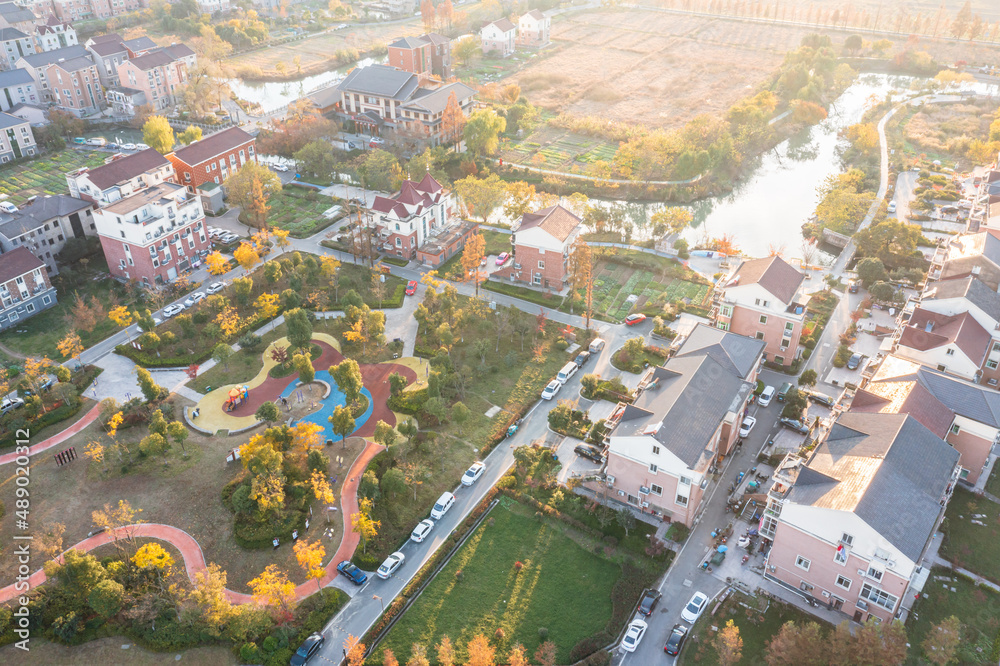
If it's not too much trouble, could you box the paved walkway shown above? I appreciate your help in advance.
[0,403,101,466]
[931,554,1000,593]
[0,438,384,605]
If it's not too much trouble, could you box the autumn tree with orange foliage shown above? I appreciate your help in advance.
[293,538,326,592]
[441,91,467,148]
[459,231,486,296]
[466,634,495,666]
[344,635,366,666]
[248,564,297,616]
[205,251,229,275]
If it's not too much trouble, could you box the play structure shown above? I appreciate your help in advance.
[225,385,249,412]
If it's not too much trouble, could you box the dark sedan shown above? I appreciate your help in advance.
[638,589,661,616]
[846,353,863,370]
[574,444,604,463]
[574,350,591,367]
[779,417,810,434]
[290,632,325,665]
[664,624,688,656]
[336,560,368,585]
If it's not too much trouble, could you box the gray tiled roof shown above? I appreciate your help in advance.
[123,36,158,52]
[0,27,26,41]
[0,111,25,130]
[918,368,1000,428]
[924,276,1000,323]
[338,64,419,100]
[18,44,88,68]
[0,195,90,238]
[788,412,958,562]
[52,55,95,73]
[0,2,37,24]
[403,81,476,115]
[673,323,766,380]
[613,353,752,468]
[0,68,33,88]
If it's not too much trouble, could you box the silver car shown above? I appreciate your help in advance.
[162,303,185,318]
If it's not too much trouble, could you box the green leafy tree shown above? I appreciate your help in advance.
[44,549,105,605]
[388,372,408,396]
[255,401,280,424]
[142,115,174,153]
[463,108,506,157]
[329,404,356,444]
[136,367,164,403]
[263,260,283,285]
[294,140,337,181]
[380,467,406,500]
[451,401,470,435]
[285,308,314,352]
[167,421,188,452]
[211,343,233,370]
[854,219,923,268]
[856,257,888,288]
[615,507,635,537]
[798,369,817,387]
[357,149,402,192]
[454,173,506,224]
[177,125,203,145]
[293,353,315,385]
[373,420,397,449]
[88,579,125,619]
[331,359,363,406]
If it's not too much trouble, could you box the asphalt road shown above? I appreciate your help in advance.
[892,171,918,223]
[615,368,789,664]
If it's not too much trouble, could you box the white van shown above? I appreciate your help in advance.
[589,338,606,354]
[556,361,578,385]
[86,137,107,147]
[430,491,455,520]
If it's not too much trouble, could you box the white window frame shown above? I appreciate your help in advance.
[836,575,851,590]
[795,555,811,571]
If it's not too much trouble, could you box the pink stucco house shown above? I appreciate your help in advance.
[761,412,960,624]
[480,18,516,56]
[712,255,807,368]
[592,324,765,526]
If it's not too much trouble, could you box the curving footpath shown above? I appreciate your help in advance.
[0,439,384,605]
[0,404,101,466]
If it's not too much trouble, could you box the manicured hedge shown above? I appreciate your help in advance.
[481,279,564,309]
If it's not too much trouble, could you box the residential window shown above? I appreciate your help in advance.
[762,300,769,307]
[990,360,999,370]
[650,484,662,496]
[720,305,733,317]
[649,463,657,473]
[756,332,765,340]
[993,341,1000,353]
[781,337,792,348]
[946,348,955,356]
[785,321,794,332]
[866,565,884,582]
[774,355,784,365]
[716,322,729,331]
[25,303,33,313]
[675,494,688,506]
[680,476,691,486]
[860,583,898,611]
[42,295,50,304]
[841,533,854,546]
[755,298,760,305]
[795,555,811,571]
[836,575,851,590]
[951,423,960,434]
[759,315,768,324]
[538,260,544,269]
[835,546,848,564]
[652,445,660,455]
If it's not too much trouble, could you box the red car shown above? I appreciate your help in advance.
[624,314,647,326]
[405,280,418,296]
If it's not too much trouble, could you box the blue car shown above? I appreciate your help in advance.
[337,560,368,585]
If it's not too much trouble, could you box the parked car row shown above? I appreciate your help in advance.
[208,227,239,244]
[621,588,705,655]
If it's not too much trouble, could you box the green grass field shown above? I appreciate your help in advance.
[501,126,619,173]
[372,502,619,665]
[940,488,1000,584]
[0,149,107,205]
[586,263,709,320]
[265,187,343,238]
[905,566,1000,665]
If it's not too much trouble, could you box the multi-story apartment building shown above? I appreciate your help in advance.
[0,2,41,35]
[712,255,808,368]
[116,49,187,111]
[45,53,103,116]
[0,27,35,70]
[93,181,210,285]
[0,68,36,111]
[0,194,94,275]
[85,32,127,87]
[368,173,453,261]
[196,0,231,12]
[34,16,76,51]
[499,205,582,291]
[51,0,142,22]
[166,126,256,193]
[892,307,991,384]
[19,0,56,21]
[0,246,57,331]
[518,10,550,46]
[595,324,765,526]
[335,64,475,144]
[15,43,89,102]
[66,149,175,206]
[388,33,451,80]
[0,111,34,162]
[761,412,960,624]
[480,18,516,56]
[854,354,1000,485]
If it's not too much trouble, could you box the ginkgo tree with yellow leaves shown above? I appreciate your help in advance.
[351,497,380,554]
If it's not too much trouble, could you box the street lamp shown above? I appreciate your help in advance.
[372,594,384,613]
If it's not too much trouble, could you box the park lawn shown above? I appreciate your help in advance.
[905,566,1000,664]
[940,487,1000,584]
[372,501,620,666]
[0,257,127,359]
[186,321,292,394]
[0,393,367,592]
[0,635,239,665]
[687,591,830,664]
[266,187,344,238]
[986,463,1000,498]
[0,149,107,205]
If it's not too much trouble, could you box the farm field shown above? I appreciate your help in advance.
[502,125,619,172]
[0,149,106,206]
[585,262,711,320]
[510,7,1000,131]
[266,186,344,238]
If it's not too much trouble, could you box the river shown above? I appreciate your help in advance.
[226,56,385,115]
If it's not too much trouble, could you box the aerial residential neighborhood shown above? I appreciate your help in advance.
[0,1,998,665]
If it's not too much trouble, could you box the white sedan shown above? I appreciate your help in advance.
[621,618,647,653]
[462,461,485,486]
[410,519,434,543]
[162,303,185,318]
[206,281,226,295]
[681,591,709,623]
[541,379,561,400]
[183,291,206,307]
[122,142,136,150]
[376,551,405,579]
[272,164,289,172]
[739,416,756,438]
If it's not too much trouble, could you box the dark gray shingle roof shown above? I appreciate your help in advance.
[0,68,33,88]
[674,323,766,380]
[0,111,25,130]
[924,276,1000,323]
[0,195,90,238]
[338,64,419,100]
[18,44,89,68]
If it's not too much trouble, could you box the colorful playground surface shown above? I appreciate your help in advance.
[191,333,424,439]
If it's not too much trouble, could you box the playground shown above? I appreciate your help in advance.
[191,333,426,440]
